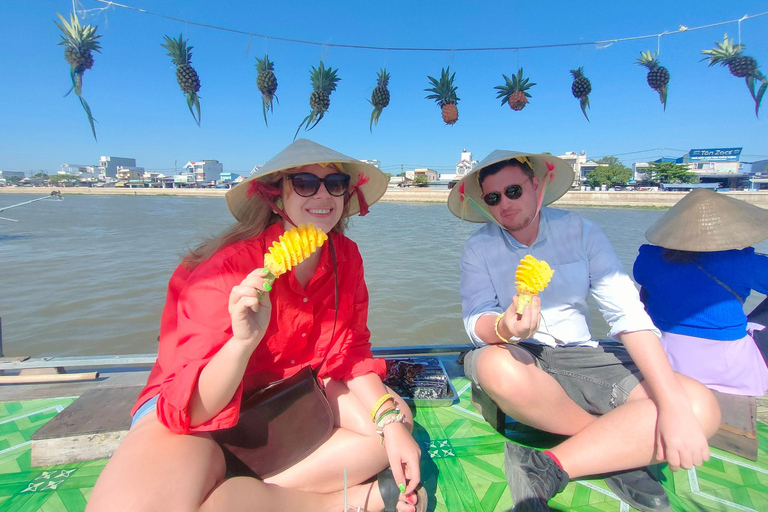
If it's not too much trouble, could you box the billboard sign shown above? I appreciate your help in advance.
[689,148,742,162]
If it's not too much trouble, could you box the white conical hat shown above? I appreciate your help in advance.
[447,150,574,223]
[226,139,388,221]
[645,189,768,251]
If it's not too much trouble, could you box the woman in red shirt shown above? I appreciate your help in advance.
[87,139,426,512]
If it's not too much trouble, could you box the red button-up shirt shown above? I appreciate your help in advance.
[132,223,385,434]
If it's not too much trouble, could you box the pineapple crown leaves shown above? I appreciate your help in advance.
[256,54,279,126]
[700,33,745,67]
[55,13,102,56]
[369,68,391,133]
[425,67,460,106]
[636,50,660,69]
[494,68,536,105]
[569,67,591,122]
[161,34,193,66]
[294,61,341,140]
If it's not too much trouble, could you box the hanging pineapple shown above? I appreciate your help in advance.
[570,67,592,121]
[295,61,341,139]
[425,67,460,125]
[494,68,536,111]
[369,68,391,132]
[162,34,202,126]
[256,55,278,126]
[636,51,669,110]
[55,12,102,141]
[701,34,767,117]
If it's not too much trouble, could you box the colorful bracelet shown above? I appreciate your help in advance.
[376,408,401,426]
[494,313,521,344]
[370,393,395,421]
[376,413,407,445]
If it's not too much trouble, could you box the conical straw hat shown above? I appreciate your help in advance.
[645,189,768,251]
[447,150,574,223]
[226,139,388,221]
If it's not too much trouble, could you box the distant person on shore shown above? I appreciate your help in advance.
[447,151,720,512]
[634,189,768,397]
[87,139,426,512]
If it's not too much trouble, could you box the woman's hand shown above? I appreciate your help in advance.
[228,268,274,351]
[382,421,422,495]
[499,296,541,340]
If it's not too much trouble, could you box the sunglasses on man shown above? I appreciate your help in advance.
[287,173,351,197]
[483,184,524,206]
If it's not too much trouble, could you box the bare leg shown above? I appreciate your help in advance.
[266,382,413,492]
[550,374,721,478]
[476,344,596,435]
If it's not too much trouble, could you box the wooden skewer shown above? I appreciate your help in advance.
[0,372,99,385]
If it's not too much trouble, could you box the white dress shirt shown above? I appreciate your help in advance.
[460,207,658,348]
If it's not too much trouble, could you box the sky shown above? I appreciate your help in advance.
[1,0,767,177]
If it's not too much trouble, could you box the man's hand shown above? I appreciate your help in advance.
[497,295,541,341]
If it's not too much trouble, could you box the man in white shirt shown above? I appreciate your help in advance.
[447,150,721,512]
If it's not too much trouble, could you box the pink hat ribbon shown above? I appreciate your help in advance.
[246,179,296,227]
[348,172,371,216]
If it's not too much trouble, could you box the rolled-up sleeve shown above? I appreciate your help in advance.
[460,240,503,347]
[585,222,659,339]
[155,264,244,434]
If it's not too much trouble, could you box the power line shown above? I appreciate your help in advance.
[89,1,768,53]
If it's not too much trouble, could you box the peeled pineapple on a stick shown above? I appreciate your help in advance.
[263,223,328,278]
[514,255,554,314]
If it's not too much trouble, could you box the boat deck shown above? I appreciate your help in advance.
[1,354,768,511]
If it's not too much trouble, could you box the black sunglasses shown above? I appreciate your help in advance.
[483,184,524,206]
[287,173,350,197]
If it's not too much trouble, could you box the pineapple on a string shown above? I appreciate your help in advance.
[636,51,669,110]
[55,12,102,141]
[494,68,536,112]
[701,34,767,117]
[161,34,202,126]
[570,67,592,121]
[295,61,341,139]
[425,67,460,125]
[256,55,278,126]
[369,68,391,132]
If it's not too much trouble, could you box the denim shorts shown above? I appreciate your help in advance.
[463,341,643,415]
[130,395,158,429]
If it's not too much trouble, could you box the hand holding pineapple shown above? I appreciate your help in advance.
[514,255,554,315]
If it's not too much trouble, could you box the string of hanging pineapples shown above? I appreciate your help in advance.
[425,67,460,125]
[256,55,279,126]
[295,61,341,139]
[162,34,202,126]
[56,12,102,141]
[701,34,767,117]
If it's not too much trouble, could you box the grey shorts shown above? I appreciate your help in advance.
[463,342,643,415]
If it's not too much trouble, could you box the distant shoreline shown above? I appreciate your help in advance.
[2,186,768,209]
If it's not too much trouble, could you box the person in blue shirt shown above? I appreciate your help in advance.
[634,188,768,397]
[447,151,721,512]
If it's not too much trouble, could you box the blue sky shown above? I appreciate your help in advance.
[2,0,767,176]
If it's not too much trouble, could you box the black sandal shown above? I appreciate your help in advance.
[377,467,428,512]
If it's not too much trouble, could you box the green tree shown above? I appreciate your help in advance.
[7,176,21,185]
[33,172,50,179]
[596,156,622,167]
[584,159,632,188]
[413,175,429,187]
[49,174,79,186]
[384,172,393,182]
[646,161,697,185]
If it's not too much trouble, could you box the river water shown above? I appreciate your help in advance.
[0,194,765,357]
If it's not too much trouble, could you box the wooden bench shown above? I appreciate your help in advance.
[470,383,760,461]
[30,386,141,466]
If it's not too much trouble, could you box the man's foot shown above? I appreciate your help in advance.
[504,442,569,512]
[605,467,671,512]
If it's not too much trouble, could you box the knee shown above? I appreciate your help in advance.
[686,380,722,438]
[476,352,531,402]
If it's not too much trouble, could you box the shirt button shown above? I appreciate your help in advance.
[301,333,307,338]
[290,360,295,364]
[303,298,308,303]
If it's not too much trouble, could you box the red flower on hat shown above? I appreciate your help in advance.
[458,181,465,201]
[545,161,555,172]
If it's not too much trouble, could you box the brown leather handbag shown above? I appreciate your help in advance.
[211,237,339,479]
[211,365,333,479]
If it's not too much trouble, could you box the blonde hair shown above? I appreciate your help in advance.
[184,169,351,269]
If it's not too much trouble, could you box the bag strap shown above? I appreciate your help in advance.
[310,235,339,373]
[695,262,744,305]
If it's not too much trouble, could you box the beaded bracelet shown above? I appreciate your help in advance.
[494,313,521,344]
[370,393,395,421]
[376,413,406,445]
[376,408,401,426]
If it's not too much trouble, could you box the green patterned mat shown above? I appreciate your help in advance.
[2,381,768,511]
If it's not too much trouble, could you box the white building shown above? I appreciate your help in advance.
[100,156,136,179]
[405,168,439,181]
[441,149,477,181]
[557,151,587,188]
[361,159,381,169]
[184,160,224,185]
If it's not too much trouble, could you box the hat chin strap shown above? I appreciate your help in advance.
[535,164,556,217]
[247,180,297,227]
